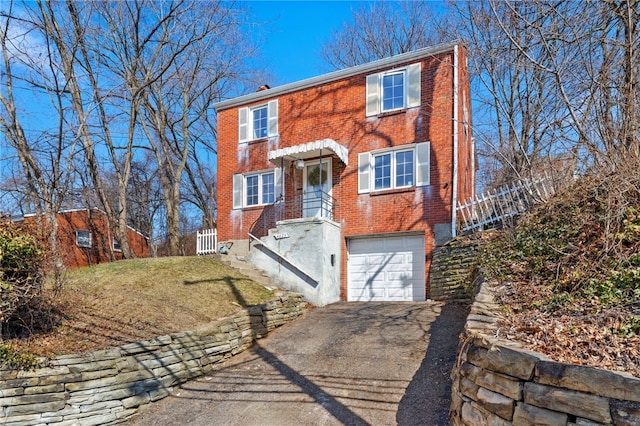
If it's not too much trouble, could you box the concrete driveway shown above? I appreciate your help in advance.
[129,301,468,426]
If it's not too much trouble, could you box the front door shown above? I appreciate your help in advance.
[303,159,332,218]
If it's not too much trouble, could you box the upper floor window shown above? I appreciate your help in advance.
[252,105,268,139]
[358,142,430,194]
[239,100,278,143]
[366,63,421,116]
[76,230,92,248]
[382,71,405,111]
[232,168,282,209]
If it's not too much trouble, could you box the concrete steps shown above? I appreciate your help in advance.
[213,241,276,290]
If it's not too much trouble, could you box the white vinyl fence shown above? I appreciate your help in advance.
[456,174,556,234]
[196,229,217,255]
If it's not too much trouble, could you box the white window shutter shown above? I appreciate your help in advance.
[358,152,371,194]
[416,142,430,186]
[365,74,380,117]
[406,63,421,108]
[238,107,248,143]
[274,167,283,201]
[232,174,244,209]
[268,100,278,137]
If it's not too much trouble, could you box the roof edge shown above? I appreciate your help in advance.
[214,40,462,111]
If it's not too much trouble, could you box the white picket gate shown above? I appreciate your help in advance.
[196,229,217,255]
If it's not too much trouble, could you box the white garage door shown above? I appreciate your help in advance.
[348,234,425,302]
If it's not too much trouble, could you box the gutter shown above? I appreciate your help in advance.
[452,45,459,239]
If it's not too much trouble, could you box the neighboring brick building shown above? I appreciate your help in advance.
[214,42,474,304]
[14,208,149,269]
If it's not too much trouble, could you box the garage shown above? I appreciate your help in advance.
[347,234,426,302]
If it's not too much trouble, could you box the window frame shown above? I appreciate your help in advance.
[366,62,421,117]
[380,70,406,113]
[372,148,414,191]
[251,104,268,140]
[238,99,278,143]
[358,142,430,194]
[75,230,92,248]
[232,167,283,210]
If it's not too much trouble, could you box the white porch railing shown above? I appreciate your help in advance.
[196,228,217,255]
[456,174,556,234]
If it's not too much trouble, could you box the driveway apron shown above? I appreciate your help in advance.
[130,301,468,426]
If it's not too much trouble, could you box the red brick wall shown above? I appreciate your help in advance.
[22,209,149,269]
[217,45,474,299]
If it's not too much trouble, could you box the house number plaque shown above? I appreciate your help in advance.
[273,233,289,240]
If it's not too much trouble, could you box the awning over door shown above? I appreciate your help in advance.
[268,138,349,166]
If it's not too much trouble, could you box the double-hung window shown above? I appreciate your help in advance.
[252,105,268,139]
[232,168,282,209]
[373,149,414,190]
[366,63,421,116]
[245,172,275,206]
[358,142,430,194]
[238,100,278,143]
[382,71,405,112]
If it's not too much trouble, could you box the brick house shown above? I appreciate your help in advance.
[214,42,475,305]
[14,208,149,269]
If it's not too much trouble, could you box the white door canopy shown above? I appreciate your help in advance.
[268,138,349,166]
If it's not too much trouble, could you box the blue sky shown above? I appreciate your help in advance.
[244,1,365,86]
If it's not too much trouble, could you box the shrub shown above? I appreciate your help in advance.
[0,220,44,338]
[0,342,39,370]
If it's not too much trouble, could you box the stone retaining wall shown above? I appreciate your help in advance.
[430,234,485,302]
[0,292,306,425]
[451,281,640,425]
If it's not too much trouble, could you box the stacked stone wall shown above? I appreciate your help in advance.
[0,292,306,425]
[451,282,640,425]
[429,234,485,301]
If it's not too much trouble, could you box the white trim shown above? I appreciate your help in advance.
[380,68,407,113]
[214,41,462,111]
[358,143,430,193]
[234,168,281,209]
[244,170,277,207]
[415,141,431,186]
[371,148,414,190]
[366,63,421,117]
[358,152,371,194]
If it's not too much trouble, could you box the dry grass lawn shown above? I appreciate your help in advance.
[9,256,275,357]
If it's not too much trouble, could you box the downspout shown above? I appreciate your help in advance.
[451,45,459,239]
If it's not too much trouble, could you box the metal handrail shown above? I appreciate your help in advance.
[248,191,339,239]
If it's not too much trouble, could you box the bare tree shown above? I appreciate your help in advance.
[135,1,250,255]
[446,1,563,187]
[465,0,640,173]
[321,1,445,69]
[2,0,260,259]
[0,0,79,275]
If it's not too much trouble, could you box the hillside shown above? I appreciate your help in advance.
[480,169,640,377]
[4,256,275,358]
